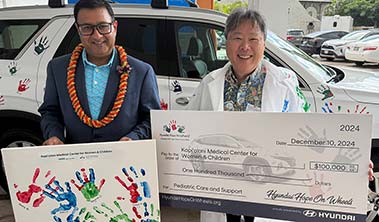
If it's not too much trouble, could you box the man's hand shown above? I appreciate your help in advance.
[42,136,64,146]
[120,136,132,141]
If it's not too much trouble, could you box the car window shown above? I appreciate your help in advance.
[337,32,347,38]
[365,32,379,39]
[341,31,368,40]
[0,20,47,59]
[321,32,339,39]
[287,30,303,36]
[174,21,228,79]
[267,31,333,82]
[55,18,166,75]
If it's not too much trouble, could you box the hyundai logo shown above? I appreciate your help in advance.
[303,210,317,218]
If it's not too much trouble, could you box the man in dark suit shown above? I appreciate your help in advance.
[38,0,160,145]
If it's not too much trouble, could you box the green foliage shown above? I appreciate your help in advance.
[214,0,248,14]
[324,0,379,27]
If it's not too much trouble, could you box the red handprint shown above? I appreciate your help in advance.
[18,78,31,93]
[14,168,55,207]
[160,99,168,110]
[0,95,4,105]
[303,172,332,197]
[169,120,177,131]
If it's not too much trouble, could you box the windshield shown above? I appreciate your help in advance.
[361,35,379,42]
[288,30,303,36]
[267,31,333,82]
[306,31,326,38]
[341,31,369,40]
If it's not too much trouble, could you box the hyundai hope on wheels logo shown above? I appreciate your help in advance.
[163,120,185,133]
[160,120,190,141]
[303,210,317,218]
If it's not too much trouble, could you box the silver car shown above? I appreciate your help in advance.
[320,29,379,61]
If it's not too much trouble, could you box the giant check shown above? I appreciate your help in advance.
[151,110,372,222]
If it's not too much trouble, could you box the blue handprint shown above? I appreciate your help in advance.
[140,201,160,222]
[115,166,151,204]
[43,180,79,222]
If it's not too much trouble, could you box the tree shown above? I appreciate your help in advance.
[214,0,248,14]
[324,0,379,27]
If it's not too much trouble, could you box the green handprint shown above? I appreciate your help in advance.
[34,36,50,55]
[81,201,133,222]
[79,207,96,222]
[296,86,311,112]
[316,85,334,101]
[71,168,105,202]
[8,61,18,76]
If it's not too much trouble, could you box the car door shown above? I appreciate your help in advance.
[166,20,228,110]
[0,19,49,113]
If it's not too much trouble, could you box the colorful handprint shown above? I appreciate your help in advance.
[43,180,79,222]
[141,201,160,222]
[14,168,55,208]
[316,85,334,101]
[115,166,151,204]
[34,36,50,55]
[8,61,18,76]
[71,168,105,202]
[18,78,31,93]
[81,201,134,222]
[303,172,332,197]
[160,99,168,110]
[295,86,311,112]
[169,120,177,131]
[163,120,185,133]
[171,80,182,93]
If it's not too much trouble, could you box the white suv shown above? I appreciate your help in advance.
[1,3,379,192]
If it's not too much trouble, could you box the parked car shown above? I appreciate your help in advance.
[345,35,379,66]
[286,29,304,47]
[320,29,379,61]
[1,2,379,194]
[300,30,348,55]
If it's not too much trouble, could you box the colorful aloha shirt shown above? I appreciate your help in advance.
[224,63,267,112]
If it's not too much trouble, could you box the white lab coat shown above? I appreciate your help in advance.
[187,60,306,222]
[187,60,306,113]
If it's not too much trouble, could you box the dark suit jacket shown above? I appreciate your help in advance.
[38,51,161,144]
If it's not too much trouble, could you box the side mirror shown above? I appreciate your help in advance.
[151,0,168,9]
[48,0,65,8]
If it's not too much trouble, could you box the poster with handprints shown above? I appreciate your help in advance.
[1,140,160,222]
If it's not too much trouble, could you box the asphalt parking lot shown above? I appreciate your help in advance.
[0,197,13,222]
[314,55,379,73]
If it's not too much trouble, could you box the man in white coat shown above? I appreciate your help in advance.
[187,7,374,222]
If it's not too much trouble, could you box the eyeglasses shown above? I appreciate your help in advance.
[77,22,113,36]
